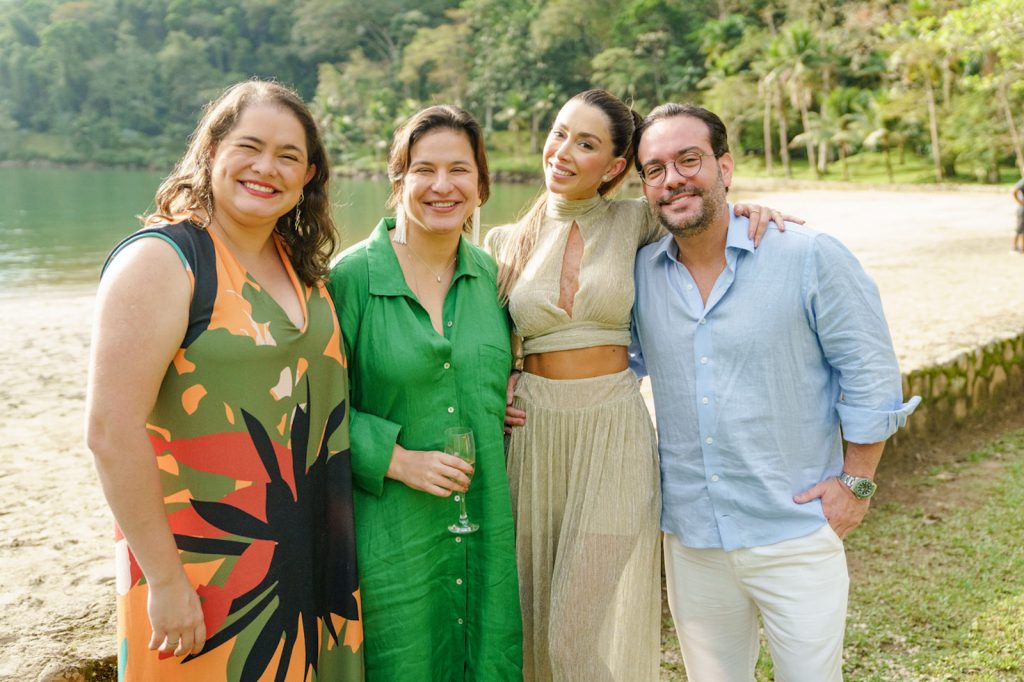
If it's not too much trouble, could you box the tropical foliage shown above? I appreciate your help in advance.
[0,0,1021,182]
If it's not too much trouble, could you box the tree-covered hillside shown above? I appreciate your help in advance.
[1,0,1021,182]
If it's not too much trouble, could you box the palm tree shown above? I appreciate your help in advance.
[851,93,906,185]
[854,110,895,184]
[830,116,860,182]
[776,23,823,178]
[790,110,835,178]
[757,72,775,176]
[769,69,793,178]
[887,19,946,182]
[937,0,1024,177]
[757,40,794,178]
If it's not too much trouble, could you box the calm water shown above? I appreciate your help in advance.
[0,166,545,290]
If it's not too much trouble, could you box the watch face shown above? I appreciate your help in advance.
[852,479,877,498]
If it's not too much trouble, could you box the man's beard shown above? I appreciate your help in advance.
[656,176,727,239]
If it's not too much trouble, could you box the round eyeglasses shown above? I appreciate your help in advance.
[638,151,714,187]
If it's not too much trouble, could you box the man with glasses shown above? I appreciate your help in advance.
[628,103,919,681]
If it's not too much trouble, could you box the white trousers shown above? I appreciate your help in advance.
[664,524,849,682]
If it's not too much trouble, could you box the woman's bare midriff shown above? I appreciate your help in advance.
[523,345,629,380]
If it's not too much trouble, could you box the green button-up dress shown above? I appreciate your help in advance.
[327,218,523,681]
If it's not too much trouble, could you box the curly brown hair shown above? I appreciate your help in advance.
[147,79,336,285]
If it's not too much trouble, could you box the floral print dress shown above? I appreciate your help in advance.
[105,220,364,681]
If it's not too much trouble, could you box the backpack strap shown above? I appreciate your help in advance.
[102,220,217,348]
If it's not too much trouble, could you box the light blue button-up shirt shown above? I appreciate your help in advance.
[630,210,920,550]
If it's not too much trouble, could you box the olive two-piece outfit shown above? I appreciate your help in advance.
[486,195,662,682]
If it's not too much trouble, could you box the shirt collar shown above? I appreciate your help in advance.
[725,205,756,255]
[366,217,482,297]
[648,233,677,263]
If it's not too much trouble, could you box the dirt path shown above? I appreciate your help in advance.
[2,184,1022,680]
[738,185,1024,372]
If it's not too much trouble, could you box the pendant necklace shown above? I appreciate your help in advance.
[403,242,456,283]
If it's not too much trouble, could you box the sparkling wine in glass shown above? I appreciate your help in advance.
[446,426,479,534]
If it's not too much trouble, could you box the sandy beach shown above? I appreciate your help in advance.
[2,185,1022,680]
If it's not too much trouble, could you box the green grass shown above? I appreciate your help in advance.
[736,149,943,185]
[660,431,1024,680]
[479,143,1019,186]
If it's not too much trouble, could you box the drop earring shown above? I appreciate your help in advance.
[199,155,214,229]
[292,191,304,233]
[202,192,214,230]
[394,204,408,244]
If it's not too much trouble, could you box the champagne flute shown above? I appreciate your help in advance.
[446,426,479,534]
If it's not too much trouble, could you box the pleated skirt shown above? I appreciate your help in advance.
[509,369,662,682]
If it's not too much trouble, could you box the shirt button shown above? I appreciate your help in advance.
[456,578,463,585]
[700,357,708,365]
[705,436,714,445]
[447,320,453,327]
[458,618,464,625]
[699,318,707,325]
[443,362,451,369]
[453,495,460,502]
[702,397,710,405]
[455,537,462,544]
[447,406,455,413]
[711,474,720,482]
[686,284,694,291]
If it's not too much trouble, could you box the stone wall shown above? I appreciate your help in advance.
[886,332,1024,457]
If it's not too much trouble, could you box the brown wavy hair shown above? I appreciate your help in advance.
[386,104,491,230]
[495,89,641,302]
[147,79,336,285]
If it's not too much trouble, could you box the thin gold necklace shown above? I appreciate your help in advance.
[402,242,456,283]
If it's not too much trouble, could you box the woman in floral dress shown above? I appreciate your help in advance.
[86,80,364,681]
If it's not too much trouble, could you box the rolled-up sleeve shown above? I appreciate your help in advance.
[804,233,920,443]
[835,397,922,443]
[348,408,401,496]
